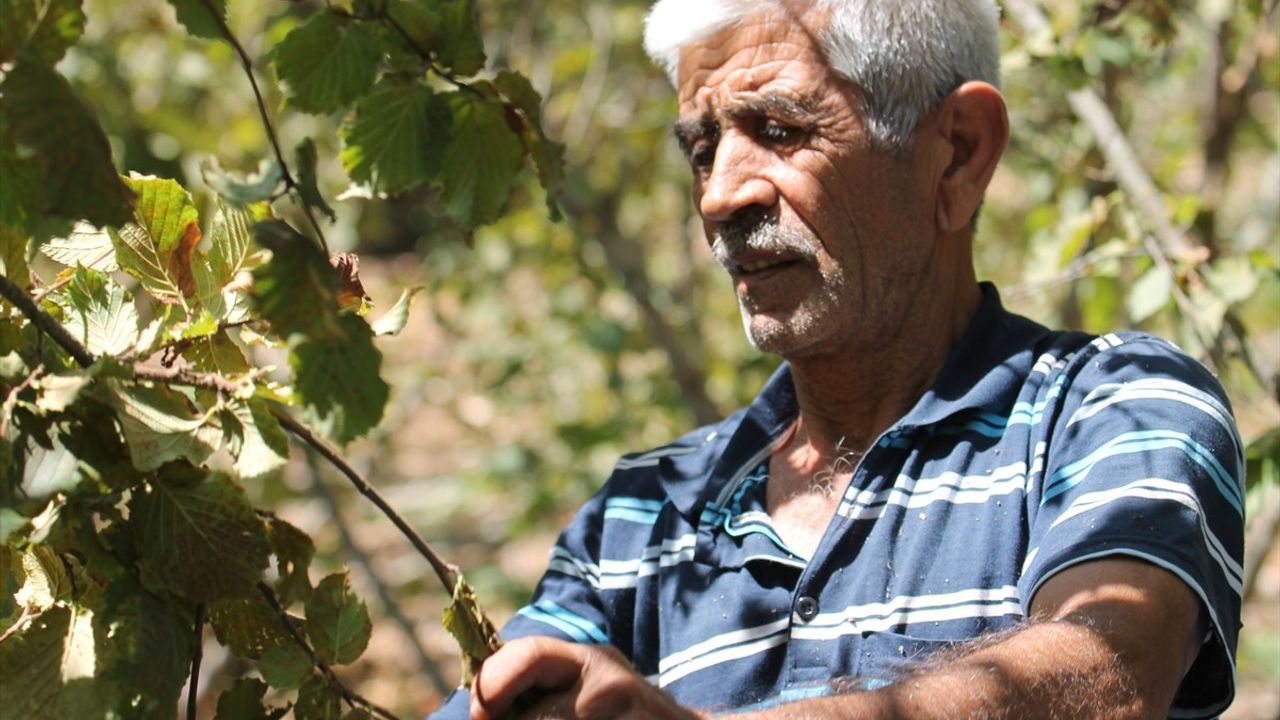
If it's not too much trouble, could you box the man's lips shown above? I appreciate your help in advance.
[723,251,802,276]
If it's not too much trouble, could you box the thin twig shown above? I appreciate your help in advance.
[300,447,452,694]
[193,0,330,253]
[186,603,206,720]
[378,14,486,98]
[272,410,459,594]
[256,582,402,720]
[0,362,43,438]
[0,606,35,644]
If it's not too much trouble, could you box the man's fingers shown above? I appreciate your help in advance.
[470,637,586,720]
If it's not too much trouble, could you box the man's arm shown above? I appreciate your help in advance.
[468,557,1204,720]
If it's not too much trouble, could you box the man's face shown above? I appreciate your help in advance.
[675,9,938,359]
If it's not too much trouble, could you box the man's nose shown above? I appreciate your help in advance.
[698,132,777,222]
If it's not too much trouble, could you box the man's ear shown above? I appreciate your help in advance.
[930,81,1008,234]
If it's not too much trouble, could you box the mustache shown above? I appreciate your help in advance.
[709,212,816,266]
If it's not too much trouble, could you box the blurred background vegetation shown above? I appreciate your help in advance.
[40,0,1279,715]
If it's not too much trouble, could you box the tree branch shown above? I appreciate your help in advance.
[0,273,96,368]
[256,582,402,720]
[300,447,452,695]
[272,410,460,595]
[193,0,330,253]
[186,603,206,720]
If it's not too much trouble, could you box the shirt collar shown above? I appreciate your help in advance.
[662,283,1049,522]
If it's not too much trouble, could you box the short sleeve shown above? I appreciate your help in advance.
[427,491,617,719]
[1019,336,1245,719]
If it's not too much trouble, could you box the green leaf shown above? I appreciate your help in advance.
[266,515,314,606]
[295,138,337,222]
[294,675,343,720]
[209,596,294,660]
[103,380,222,472]
[494,70,565,219]
[0,0,85,66]
[186,333,251,375]
[111,175,202,305]
[224,398,290,481]
[200,157,283,205]
[259,642,313,690]
[1126,264,1172,323]
[39,223,117,271]
[0,605,71,720]
[98,579,195,718]
[193,200,265,323]
[370,286,426,336]
[0,224,30,293]
[273,12,380,115]
[251,221,341,340]
[433,0,485,76]
[1202,256,1260,305]
[166,0,226,40]
[292,313,389,444]
[440,92,524,227]
[61,265,140,357]
[442,571,502,687]
[0,508,27,545]
[0,58,133,228]
[215,677,273,720]
[305,572,371,666]
[340,83,451,194]
[128,472,271,602]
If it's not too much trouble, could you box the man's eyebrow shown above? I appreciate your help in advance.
[727,93,821,123]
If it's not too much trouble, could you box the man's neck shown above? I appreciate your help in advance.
[786,280,982,458]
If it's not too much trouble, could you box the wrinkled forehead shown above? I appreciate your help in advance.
[675,6,837,113]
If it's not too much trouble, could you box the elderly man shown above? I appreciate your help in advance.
[433,1,1244,717]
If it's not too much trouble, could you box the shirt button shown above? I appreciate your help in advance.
[794,595,819,622]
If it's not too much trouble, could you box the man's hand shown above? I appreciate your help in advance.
[469,637,705,720]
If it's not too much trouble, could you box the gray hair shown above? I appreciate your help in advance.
[643,0,1001,152]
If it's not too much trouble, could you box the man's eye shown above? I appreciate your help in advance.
[758,121,801,145]
[690,141,716,170]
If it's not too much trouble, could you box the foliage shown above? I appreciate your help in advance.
[0,0,559,717]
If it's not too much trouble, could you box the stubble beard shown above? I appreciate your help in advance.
[709,214,853,357]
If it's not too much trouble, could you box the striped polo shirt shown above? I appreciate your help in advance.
[432,284,1244,718]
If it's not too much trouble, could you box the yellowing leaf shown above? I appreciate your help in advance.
[442,572,503,687]
[111,175,202,305]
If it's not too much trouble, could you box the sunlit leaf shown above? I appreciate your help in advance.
[111,175,202,305]
[440,92,524,227]
[128,472,271,602]
[34,370,91,413]
[304,572,371,666]
[0,58,133,228]
[224,398,289,481]
[103,380,222,472]
[40,223,117,272]
[273,12,380,115]
[201,157,283,205]
[61,265,139,357]
[340,82,451,194]
[371,286,425,336]
[292,313,388,444]
[442,571,502,687]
